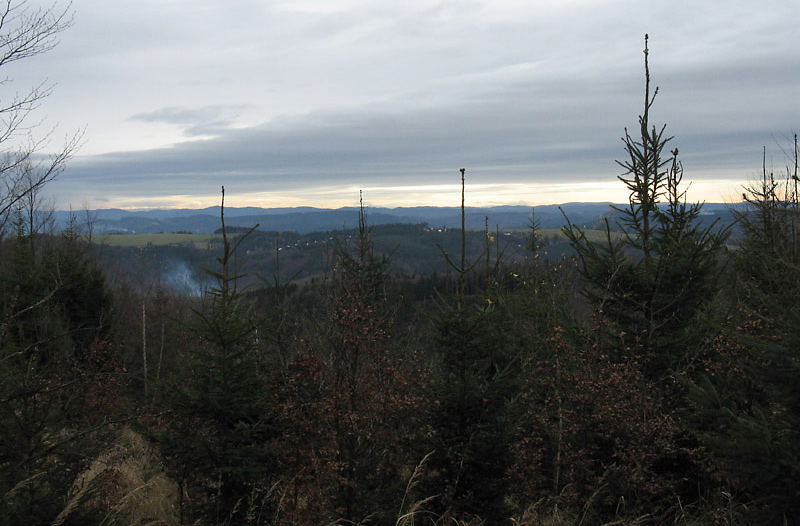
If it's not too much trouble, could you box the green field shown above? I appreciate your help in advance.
[97,233,220,247]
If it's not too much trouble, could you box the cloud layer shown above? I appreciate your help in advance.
[12,0,798,209]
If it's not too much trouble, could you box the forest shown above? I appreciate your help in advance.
[4,132,800,525]
[0,7,799,526]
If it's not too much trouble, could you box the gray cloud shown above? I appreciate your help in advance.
[130,105,238,125]
[57,75,762,206]
[129,105,250,137]
[18,0,800,208]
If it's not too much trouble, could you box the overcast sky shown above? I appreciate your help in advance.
[10,0,800,210]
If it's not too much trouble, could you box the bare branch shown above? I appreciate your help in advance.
[0,1,78,232]
[0,1,74,68]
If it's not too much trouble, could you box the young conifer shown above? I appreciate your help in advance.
[158,187,275,523]
[562,35,728,378]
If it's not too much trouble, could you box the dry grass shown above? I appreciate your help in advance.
[57,426,180,525]
[53,430,751,526]
[395,451,438,526]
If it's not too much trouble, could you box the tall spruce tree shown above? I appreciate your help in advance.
[549,37,731,520]
[562,35,728,381]
[158,188,276,524]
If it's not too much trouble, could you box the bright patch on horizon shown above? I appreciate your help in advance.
[86,179,746,211]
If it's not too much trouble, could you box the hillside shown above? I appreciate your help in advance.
[97,224,583,296]
[91,200,740,295]
[56,201,739,236]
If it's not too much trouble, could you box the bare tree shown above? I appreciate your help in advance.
[0,0,81,234]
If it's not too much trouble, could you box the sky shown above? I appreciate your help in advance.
[8,0,800,210]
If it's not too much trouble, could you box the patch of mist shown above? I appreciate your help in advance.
[160,258,204,297]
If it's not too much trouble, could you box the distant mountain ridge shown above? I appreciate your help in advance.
[53,202,738,235]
